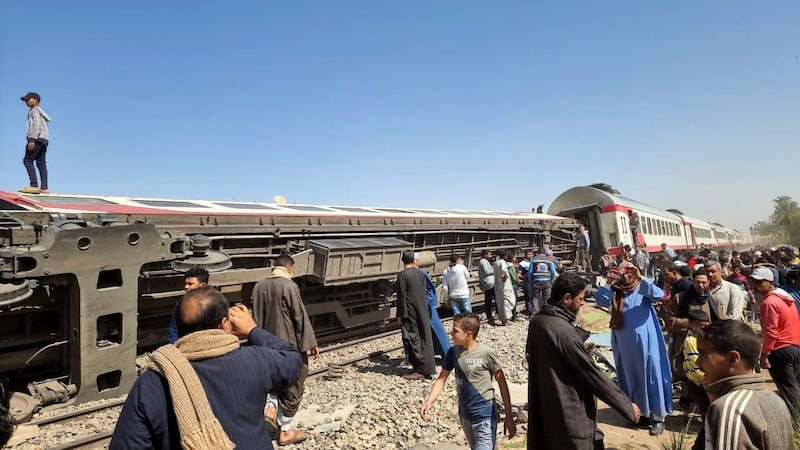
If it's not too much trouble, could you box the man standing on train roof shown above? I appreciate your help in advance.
[414,253,451,358]
[395,250,436,380]
[478,250,497,325]
[19,92,52,194]
[168,268,209,344]
[251,253,319,446]
[528,249,556,315]
[576,225,591,272]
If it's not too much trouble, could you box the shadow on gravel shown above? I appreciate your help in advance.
[353,354,409,376]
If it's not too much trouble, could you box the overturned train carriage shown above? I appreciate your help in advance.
[0,191,578,410]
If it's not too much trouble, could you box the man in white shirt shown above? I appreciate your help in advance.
[706,261,746,321]
[661,243,677,261]
[442,255,472,314]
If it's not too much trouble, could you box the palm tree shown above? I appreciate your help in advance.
[770,196,799,241]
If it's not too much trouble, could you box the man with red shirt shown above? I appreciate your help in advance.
[753,267,800,416]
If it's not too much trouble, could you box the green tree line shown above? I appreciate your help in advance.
[750,196,800,245]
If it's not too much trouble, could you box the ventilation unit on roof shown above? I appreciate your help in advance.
[666,209,685,215]
[588,183,620,195]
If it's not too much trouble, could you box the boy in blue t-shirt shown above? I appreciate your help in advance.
[420,314,516,450]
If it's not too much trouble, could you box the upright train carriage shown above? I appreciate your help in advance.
[548,184,753,265]
[0,190,579,414]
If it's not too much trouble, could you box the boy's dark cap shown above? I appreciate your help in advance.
[21,92,41,101]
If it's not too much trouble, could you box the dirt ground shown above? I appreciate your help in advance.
[496,371,779,450]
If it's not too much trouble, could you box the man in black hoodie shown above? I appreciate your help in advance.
[664,262,693,300]
[526,272,640,450]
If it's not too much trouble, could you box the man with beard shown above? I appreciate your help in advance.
[395,250,436,380]
[527,272,640,449]
[668,267,727,415]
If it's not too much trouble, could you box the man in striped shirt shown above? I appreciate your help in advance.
[20,92,52,194]
[696,320,793,450]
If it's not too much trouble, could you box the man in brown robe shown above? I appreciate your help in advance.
[395,250,436,380]
[252,253,319,446]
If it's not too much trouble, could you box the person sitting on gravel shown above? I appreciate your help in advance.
[110,287,303,450]
[420,314,516,450]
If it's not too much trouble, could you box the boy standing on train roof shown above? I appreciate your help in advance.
[20,92,52,194]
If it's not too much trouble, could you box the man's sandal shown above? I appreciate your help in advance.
[278,430,309,446]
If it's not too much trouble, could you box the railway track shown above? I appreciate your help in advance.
[23,399,124,450]
[16,321,434,450]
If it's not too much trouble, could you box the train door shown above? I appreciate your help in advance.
[682,223,693,250]
[689,225,697,249]
[552,204,604,267]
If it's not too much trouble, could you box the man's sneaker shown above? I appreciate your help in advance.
[39,189,49,194]
[18,187,40,194]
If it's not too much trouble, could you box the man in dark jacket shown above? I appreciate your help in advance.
[252,253,319,446]
[110,287,303,450]
[395,250,436,379]
[526,272,640,450]
[697,320,794,449]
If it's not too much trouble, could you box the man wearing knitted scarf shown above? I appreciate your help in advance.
[110,287,303,450]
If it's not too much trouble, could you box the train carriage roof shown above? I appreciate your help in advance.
[0,191,572,221]
[548,185,683,221]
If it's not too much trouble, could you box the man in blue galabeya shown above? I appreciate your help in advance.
[597,262,672,435]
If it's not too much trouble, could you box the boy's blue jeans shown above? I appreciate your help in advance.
[460,415,497,450]
[450,297,472,315]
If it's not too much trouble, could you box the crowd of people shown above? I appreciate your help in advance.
[2,238,799,450]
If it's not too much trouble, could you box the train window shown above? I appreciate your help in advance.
[620,217,626,234]
[216,202,279,210]
[135,199,206,208]
[647,217,653,234]
[281,205,334,212]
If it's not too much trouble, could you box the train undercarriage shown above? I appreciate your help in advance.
[0,207,578,415]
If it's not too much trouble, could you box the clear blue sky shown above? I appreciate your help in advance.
[1,1,798,231]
